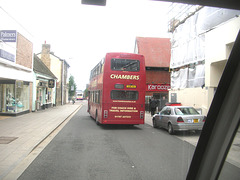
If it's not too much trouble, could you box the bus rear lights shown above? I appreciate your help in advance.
[104,110,108,118]
[140,111,144,119]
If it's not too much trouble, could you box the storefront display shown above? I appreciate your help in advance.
[0,80,30,115]
[36,80,54,110]
[145,83,170,112]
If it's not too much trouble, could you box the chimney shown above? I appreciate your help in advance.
[41,44,51,69]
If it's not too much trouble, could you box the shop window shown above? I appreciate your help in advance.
[0,81,29,114]
[46,88,52,103]
[5,84,15,113]
[15,82,29,112]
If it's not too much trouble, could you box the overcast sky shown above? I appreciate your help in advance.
[1,0,171,90]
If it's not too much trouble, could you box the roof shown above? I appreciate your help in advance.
[135,37,171,68]
[49,52,70,68]
[35,52,70,68]
[33,54,57,79]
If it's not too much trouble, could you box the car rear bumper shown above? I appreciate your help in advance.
[173,123,204,131]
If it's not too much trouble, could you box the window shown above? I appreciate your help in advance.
[0,81,29,113]
[175,107,199,115]
[90,59,104,80]
[111,90,138,100]
[16,82,29,112]
[89,91,100,103]
[111,59,140,71]
[162,108,171,115]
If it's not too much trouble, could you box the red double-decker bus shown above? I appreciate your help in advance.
[88,52,146,125]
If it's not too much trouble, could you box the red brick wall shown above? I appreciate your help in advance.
[146,70,170,84]
[16,33,33,69]
[41,44,51,69]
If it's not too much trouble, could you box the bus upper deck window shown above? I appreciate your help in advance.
[111,59,140,71]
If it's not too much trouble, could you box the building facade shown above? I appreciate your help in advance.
[168,5,240,115]
[37,44,69,106]
[0,31,33,115]
[134,37,171,111]
[33,54,57,111]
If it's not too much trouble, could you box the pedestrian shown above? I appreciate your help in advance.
[72,96,75,104]
[150,97,158,116]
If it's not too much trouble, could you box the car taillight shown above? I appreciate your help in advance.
[140,111,144,119]
[203,116,206,122]
[177,117,184,122]
[104,110,108,118]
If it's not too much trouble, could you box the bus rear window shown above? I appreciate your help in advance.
[111,59,140,71]
[111,90,138,100]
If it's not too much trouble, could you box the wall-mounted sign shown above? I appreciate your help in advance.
[146,84,171,92]
[0,49,15,62]
[16,80,23,88]
[0,30,17,42]
[38,81,47,87]
[48,79,55,88]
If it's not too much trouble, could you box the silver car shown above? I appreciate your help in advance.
[152,106,206,134]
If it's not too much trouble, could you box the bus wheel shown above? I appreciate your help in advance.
[95,111,100,125]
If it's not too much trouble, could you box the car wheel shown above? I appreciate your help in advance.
[168,123,174,135]
[152,118,157,128]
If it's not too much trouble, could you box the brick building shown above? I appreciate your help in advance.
[0,30,33,115]
[134,37,171,111]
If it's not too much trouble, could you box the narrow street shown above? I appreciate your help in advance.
[17,103,239,180]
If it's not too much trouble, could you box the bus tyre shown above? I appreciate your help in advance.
[168,123,174,135]
[95,112,100,125]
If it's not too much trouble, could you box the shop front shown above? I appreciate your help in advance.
[36,79,55,110]
[145,83,171,112]
[0,80,30,115]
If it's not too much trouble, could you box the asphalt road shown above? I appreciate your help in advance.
[18,104,239,180]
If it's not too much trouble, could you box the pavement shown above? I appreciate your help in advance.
[0,101,82,180]
[0,101,239,180]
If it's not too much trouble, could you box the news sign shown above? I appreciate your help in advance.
[146,84,171,92]
[0,30,17,42]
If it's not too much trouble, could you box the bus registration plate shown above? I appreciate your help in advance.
[126,85,136,88]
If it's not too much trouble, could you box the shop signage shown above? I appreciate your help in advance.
[146,84,171,92]
[38,81,47,87]
[48,79,55,88]
[0,49,15,62]
[0,30,17,42]
[16,80,23,88]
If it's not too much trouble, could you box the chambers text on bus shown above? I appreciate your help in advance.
[110,74,140,80]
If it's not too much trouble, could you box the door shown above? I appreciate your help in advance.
[161,108,171,129]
